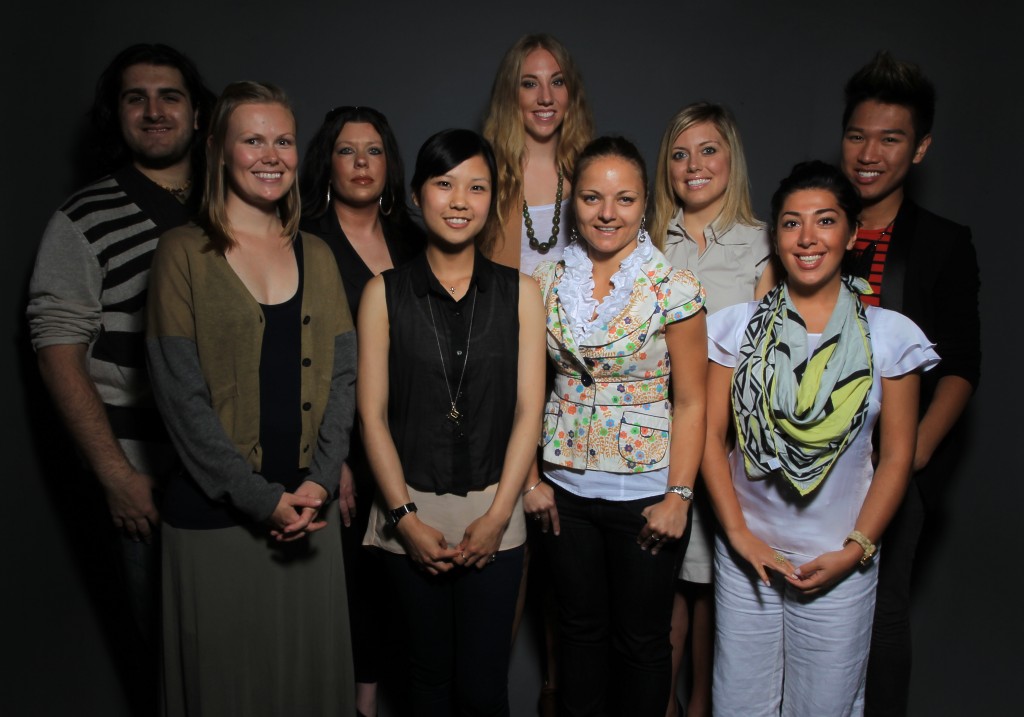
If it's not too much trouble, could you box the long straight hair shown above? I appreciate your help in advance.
[199,81,301,254]
[650,102,760,250]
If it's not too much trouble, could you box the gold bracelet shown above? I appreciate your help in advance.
[843,530,877,566]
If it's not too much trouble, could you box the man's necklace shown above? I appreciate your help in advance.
[426,286,478,425]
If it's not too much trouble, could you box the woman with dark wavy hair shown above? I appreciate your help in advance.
[299,105,423,717]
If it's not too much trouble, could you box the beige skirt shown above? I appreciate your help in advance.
[364,482,526,555]
[161,516,354,717]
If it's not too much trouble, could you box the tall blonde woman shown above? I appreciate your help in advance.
[483,33,594,276]
[650,101,774,717]
[146,82,356,716]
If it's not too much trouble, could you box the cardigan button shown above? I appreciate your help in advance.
[580,374,593,387]
[303,315,311,325]
[302,402,312,411]
[302,358,312,367]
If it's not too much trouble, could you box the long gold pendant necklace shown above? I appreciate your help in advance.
[426,286,478,425]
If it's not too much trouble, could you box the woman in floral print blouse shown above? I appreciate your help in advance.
[529,135,707,716]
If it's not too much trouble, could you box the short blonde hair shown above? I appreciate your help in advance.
[200,81,301,254]
[482,34,594,225]
[649,102,760,249]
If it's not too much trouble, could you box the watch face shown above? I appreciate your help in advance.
[669,486,693,500]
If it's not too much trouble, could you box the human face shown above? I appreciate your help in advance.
[669,121,731,216]
[330,122,387,208]
[841,100,931,207]
[414,154,493,248]
[518,48,569,144]
[574,156,646,264]
[223,102,297,210]
[775,188,856,296]
[119,63,197,169]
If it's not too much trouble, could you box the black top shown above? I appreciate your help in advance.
[384,251,519,496]
[163,241,306,529]
[300,209,425,316]
[300,209,425,493]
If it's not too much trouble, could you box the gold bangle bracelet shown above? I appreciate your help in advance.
[843,529,877,566]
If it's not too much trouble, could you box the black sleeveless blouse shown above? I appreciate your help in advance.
[383,251,519,496]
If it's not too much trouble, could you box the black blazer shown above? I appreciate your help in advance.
[876,200,981,404]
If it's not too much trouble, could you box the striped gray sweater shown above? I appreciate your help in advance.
[27,165,193,474]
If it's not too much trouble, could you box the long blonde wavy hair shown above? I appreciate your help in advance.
[482,34,594,226]
[649,102,760,250]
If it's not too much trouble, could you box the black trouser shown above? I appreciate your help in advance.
[865,478,926,717]
[545,483,686,717]
[381,545,525,717]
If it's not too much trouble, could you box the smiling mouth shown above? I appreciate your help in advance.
[445,217,470,226]
[687,178,711,188]
[254,172,282,180]
[533,111,556,120]
[857,170,881,178]
[796,254,824,265]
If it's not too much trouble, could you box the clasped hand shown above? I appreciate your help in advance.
[268,480,329,542]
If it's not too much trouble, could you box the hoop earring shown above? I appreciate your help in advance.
[379,187,394,217]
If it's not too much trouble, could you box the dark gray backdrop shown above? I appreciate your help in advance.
[4,1,1020,714]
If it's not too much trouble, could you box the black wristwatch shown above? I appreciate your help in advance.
[387,502,418,527]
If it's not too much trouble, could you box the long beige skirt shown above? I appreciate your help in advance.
[161,516,354,717]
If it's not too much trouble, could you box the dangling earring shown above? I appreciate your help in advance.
[326,184,331,208]
[379,187,394,217]
[638,215,648,243]
[570,227,580,244]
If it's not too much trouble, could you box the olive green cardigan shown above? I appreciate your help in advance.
[146,224,356,522]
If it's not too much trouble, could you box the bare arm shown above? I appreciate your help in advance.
[638,311,707,555]
[356,275,458,574]
[457,274,547,568]
[788,373,920,592]
[37,343,158,541]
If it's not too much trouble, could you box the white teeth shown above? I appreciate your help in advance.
[447,218,468,225]
[535,111,555,119]
[797,254,823,264]
[858,170,880,177]
[254,172,282,179]
[687,178,711,188]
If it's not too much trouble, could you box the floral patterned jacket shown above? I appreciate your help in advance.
[534,248,705,473]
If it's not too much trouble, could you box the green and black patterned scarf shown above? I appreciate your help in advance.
[732,276,873,496]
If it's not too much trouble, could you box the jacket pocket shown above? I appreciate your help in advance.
[540,401,562,447]
[617,410,670,466]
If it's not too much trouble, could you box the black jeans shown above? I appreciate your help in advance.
[545,482,685,717]
[381,545,524,717]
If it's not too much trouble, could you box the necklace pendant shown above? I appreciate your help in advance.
[447,405,462,424]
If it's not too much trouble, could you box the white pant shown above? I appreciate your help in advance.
[712,537,877,717]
